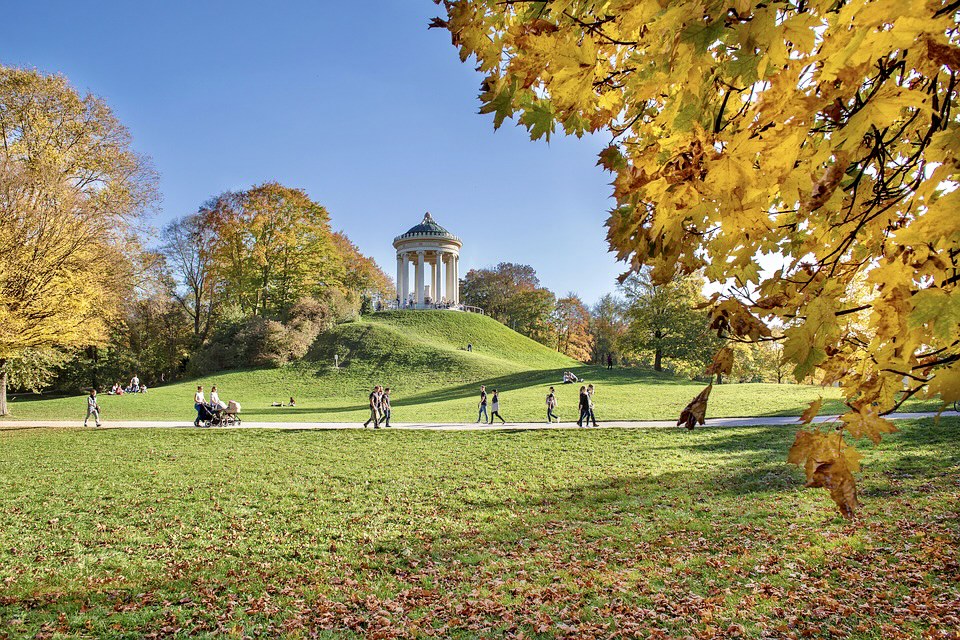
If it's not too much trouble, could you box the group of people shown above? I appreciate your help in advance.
[546,384,599,426]
[476,385,506,424]
[108,375,147,395]
[363,385,392,428]
[561,371,581,384]
[193,384,226,427]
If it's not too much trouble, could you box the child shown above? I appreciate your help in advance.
[84,389,102,427]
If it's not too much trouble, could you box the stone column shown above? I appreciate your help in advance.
[395,254,402,306]
[453,254,460,304]
[416,251,425,306]
[400,252,409,305]
[445,253,453,303]
[433,252,442,303]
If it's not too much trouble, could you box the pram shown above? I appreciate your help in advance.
[197,400,242,427]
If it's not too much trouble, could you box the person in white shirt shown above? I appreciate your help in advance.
[194,386,205,427]
[84,389,101,427]
[210,385,225,409]
[131,375,140,393]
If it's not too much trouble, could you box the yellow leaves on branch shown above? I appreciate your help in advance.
[437,0,960,515]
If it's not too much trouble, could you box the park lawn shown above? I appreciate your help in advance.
[2,311,943,423]
[0,419,957,638]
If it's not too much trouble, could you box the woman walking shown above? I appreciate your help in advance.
[577,385,590,427]
[488,389,506,424]
[84,389,102,427]
[546,386,559,423]
[586,384,599,427]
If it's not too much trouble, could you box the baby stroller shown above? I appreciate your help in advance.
[219,400,242,426]
[203,401,242,427]
[196,402,218,428]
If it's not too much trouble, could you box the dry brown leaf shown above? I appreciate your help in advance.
[678,384,712,430]
[705,347,734,377]
[799,397,823,425]
[788,429,860,518]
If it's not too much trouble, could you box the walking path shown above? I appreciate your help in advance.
[1,411,955,431]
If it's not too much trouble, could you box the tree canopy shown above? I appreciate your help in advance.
[0,66,157,414]
[434,0,960,516]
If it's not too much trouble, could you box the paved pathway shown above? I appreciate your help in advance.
[1,411,955,431]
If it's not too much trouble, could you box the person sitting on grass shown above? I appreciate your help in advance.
[288,397,296,407]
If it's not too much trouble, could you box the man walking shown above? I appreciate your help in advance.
[381,387,392,427]
[84,389,102,427]
[577,385,590,427]
[364,385,382,429]
[606,353,613,370]
[476,385,488,423]
[489,389,506,424]
[546,386,559,423]
[586,384,599,427]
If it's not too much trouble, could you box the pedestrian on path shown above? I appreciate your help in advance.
[193,385,205,428]
[476,385,488,423]
[577,385,590,427]
[364,386,382,429]
[489,389,506,424]
[84,389,102,427]
[546,386,559,423]
[586,384,599,427]
[381,387,392,427]
[607,353,613,370]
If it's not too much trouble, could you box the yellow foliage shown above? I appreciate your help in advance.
[436,0,960,512]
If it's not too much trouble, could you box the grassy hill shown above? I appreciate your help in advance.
[1,310,941,423]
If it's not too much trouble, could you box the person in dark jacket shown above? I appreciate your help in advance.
[380,387,392,427]
[476,385,488,423]
[577,385,590,427]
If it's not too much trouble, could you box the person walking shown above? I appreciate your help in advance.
[546,386,559,423]
[381,387,392,427]
[489,389,506,424]
[606,353,613,370]
[364,385,382,428]
[194,385,205,427]
[586,384,599,427]
[210,385,225,409]
[84,389,102,427]
[576,385,590,427]
[476,385,488,423]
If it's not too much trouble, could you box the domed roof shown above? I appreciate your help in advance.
[394,212,460,243]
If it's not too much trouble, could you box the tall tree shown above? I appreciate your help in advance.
[620,270,721,375]
[590,293,628,365]
[161,211,219,343]
[203,184,336,317]
[434,0,960,516]
[553,294,593,361]
[0,66,156,414]
[461,262,556,343]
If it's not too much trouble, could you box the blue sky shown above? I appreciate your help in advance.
[4,1,622,303]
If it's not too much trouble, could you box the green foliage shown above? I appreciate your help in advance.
[589,293,628,364]
[0,419,957,636]
[461,263,556,345]
[620,270,722,375]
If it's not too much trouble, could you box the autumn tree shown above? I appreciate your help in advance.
[160,211,221,344]
[553,294,593,361]
[433,0,960,516]
[0,66,156,414]
[620,270,721,376]
[590,293,628,364]
[202,184,337,317]
[461,262,556,343]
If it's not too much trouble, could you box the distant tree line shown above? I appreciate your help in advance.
[461,263,787,383]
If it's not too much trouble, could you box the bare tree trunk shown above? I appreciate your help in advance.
[0,359,8,417]
[654,348,662,372]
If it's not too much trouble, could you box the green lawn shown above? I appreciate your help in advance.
[0,419,957,637]
[3,311,943,423]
